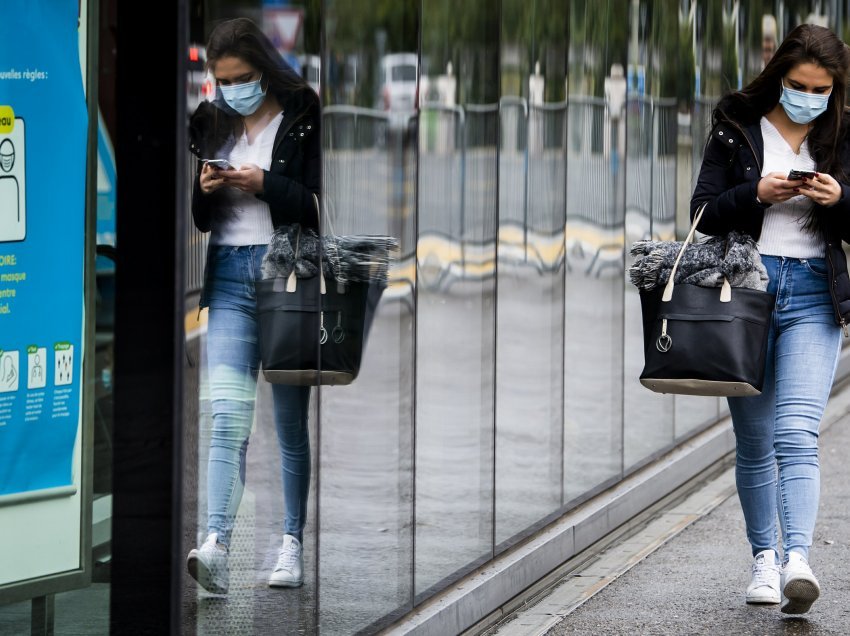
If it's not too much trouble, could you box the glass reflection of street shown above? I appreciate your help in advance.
[178,1,797,634]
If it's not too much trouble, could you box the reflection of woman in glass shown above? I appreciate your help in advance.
[691,24,850,614]
[186,17,319,594]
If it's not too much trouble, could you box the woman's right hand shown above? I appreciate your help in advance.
[199,162,226,194]
[757,171,803,204]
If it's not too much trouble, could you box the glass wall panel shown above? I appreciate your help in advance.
[495,0,568,547]
[689,1,748,429]
[166,3,850,634]
[623,0,718,453]
[318,0,418,633]
[693,1,741,151]
[675,2,720,439]
[563,0,626,501]
[182,3,321,634]
[416,0,500,597]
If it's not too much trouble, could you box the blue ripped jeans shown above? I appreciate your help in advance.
[728,255,841,562]
[205,244,310,546]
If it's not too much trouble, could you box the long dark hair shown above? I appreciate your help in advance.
[715,23,850,183]
[190,18,313,156]
[206,17,311,105]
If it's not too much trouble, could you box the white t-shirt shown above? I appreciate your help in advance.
[756,116,823,258]
[210,111,284,246]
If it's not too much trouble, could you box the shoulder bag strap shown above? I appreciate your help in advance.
[661,202,732,303]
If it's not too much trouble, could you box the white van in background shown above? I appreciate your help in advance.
[377,53,418,113]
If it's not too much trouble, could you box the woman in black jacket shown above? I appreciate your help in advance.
[185,17,319,594]
[690,24,850,615]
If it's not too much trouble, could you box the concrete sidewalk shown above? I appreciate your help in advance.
[491,381,850,636]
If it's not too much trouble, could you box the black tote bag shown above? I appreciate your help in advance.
[256,274,382,385]
[638,204,775,396]
[256,194,387,386]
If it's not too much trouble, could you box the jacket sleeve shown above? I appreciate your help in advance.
[257,105,321,231]
[191,161,228,233]
[690,133,768,237]
[188,103,235,233]
[831,140,850,242]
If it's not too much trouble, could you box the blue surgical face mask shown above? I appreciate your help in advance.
[218,74,266,116]
[779,81,831,124]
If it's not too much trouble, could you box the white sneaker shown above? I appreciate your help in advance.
[268,534,303,588]
[187,532,229,594]
[746,549,780,604]
[781,551,820,614]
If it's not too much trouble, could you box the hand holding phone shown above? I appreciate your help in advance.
[199,159,234,194]
[204,158,235,171]
[787,169,816,181]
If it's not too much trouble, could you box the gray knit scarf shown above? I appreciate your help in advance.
[261,224,398,285]
[629,231,768,292]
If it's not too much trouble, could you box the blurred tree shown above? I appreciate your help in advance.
[324,0,419,106]
[649,0,680,99]
[677,3,695,111]
[720,3,739,95]
[421,0,498,104]
[739,0,773,82]
[500,0,568,102]
[570,0,627,98]
[329,0,418,53]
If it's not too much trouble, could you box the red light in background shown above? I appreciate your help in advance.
[189,47,199,62]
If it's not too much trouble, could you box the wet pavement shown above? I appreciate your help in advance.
[491,380,850,636]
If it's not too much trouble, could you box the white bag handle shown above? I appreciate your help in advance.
[661,202,732,303]
[285,193,326,295]
[316,191,337,238]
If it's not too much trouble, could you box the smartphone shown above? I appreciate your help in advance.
[203,158,235,171]
[788,169,816,180]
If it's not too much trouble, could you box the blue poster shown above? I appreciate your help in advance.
[0,1,88,496]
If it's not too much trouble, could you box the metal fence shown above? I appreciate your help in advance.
[186,156,208,295]
[184,94,681,292]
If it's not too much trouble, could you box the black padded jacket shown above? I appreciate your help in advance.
[190,88,320,233]
[188,88,320,307]
[690,108,850,334]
